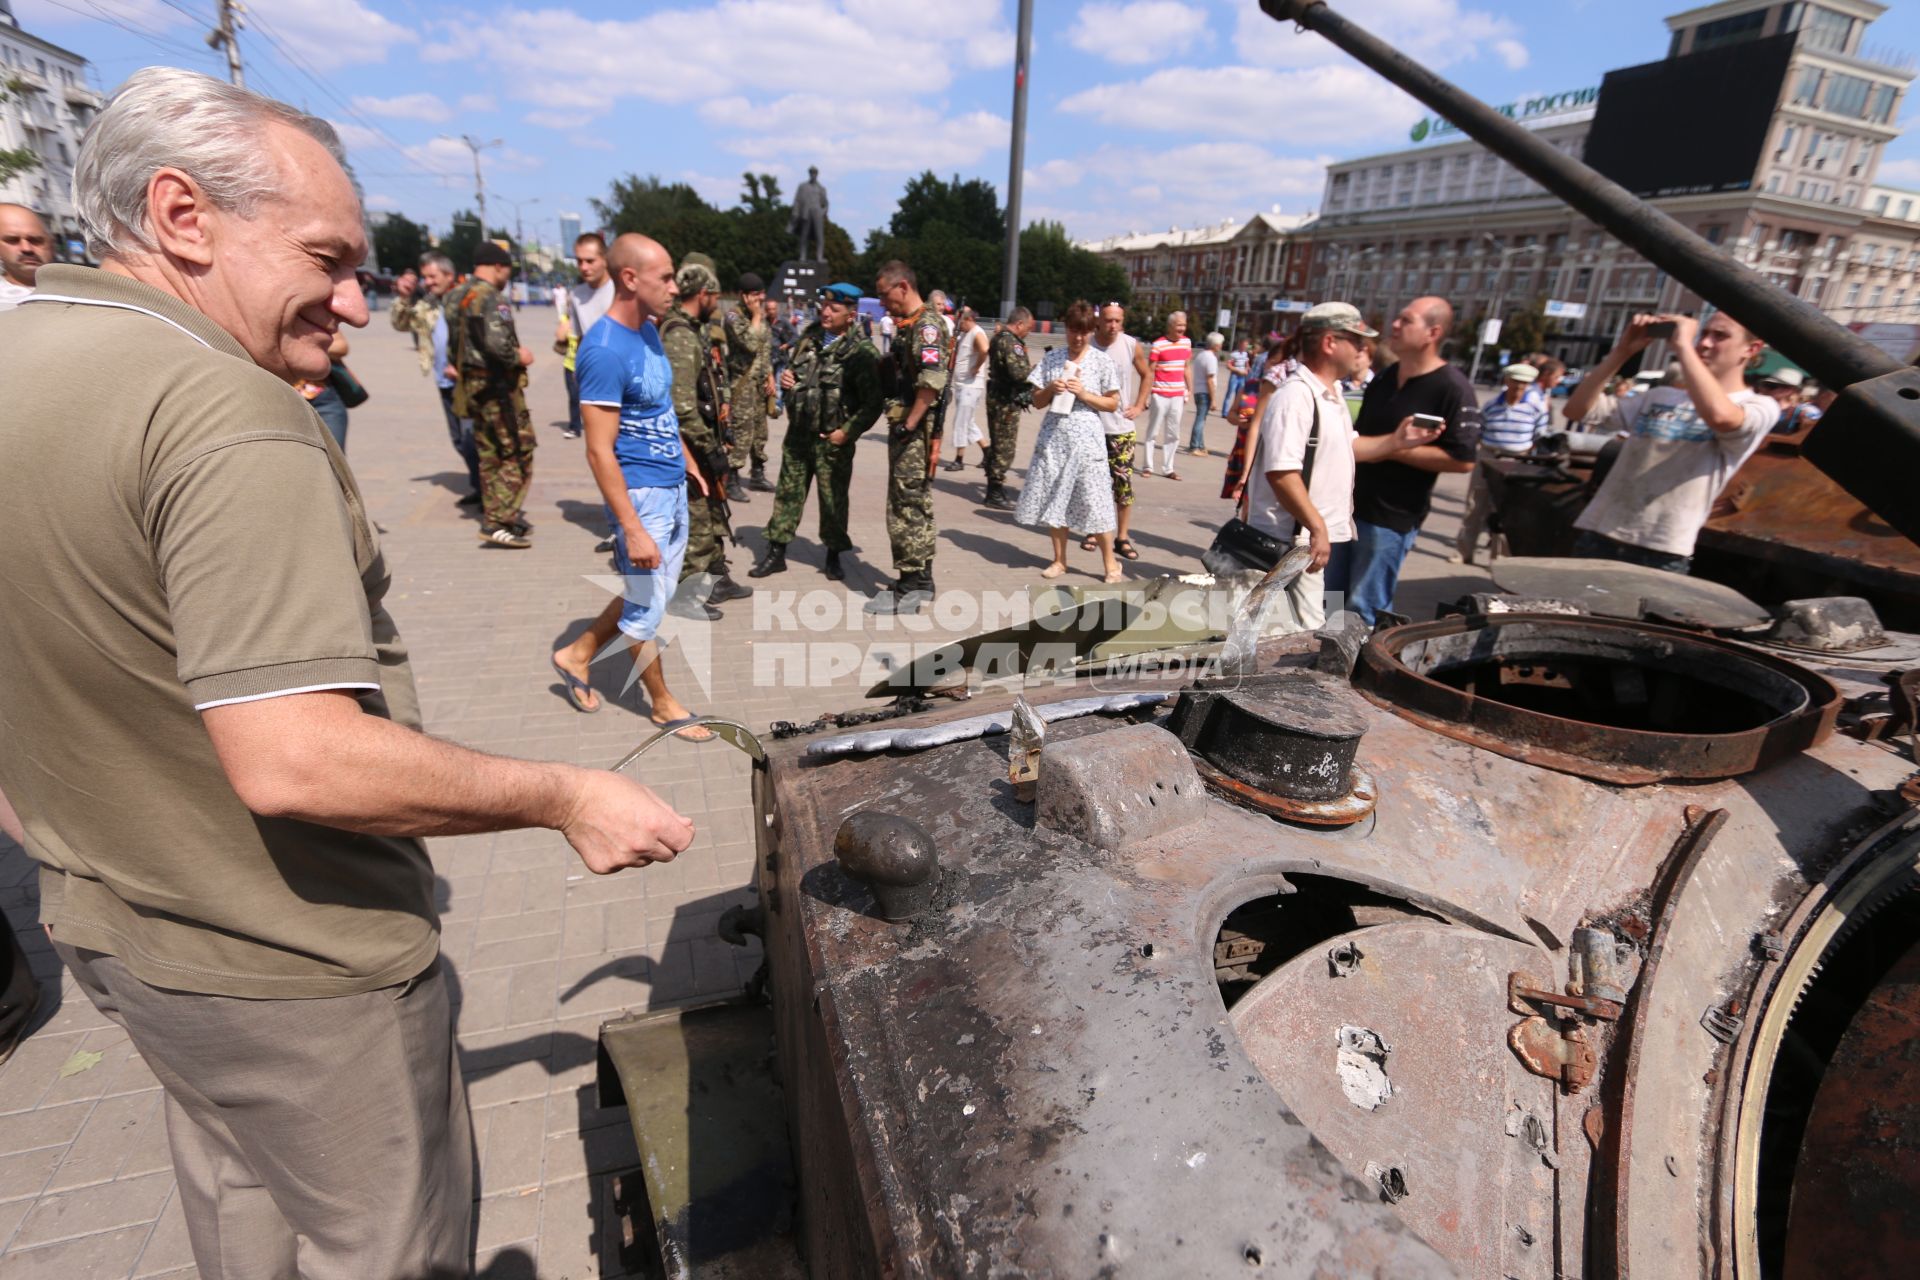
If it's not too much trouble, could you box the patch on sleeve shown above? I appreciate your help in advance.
[918,324,941,346]
[920,346,941,365]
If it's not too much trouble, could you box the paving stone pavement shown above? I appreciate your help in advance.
[0,304,1493,1277]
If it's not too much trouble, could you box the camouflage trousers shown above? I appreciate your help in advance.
[471,389,535,527]
[886,426,936,577]
[763,428,856,551]
[986,398,1023,487]
[679,483,732,582]
[727,396,769,472]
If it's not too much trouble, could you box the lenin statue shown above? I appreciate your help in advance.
[790,166,828,264]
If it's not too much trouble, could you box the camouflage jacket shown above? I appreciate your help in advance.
[721,305,771,399]
[884,301,951,427]
[769,316,799,370]
[444,278,522,386]
[389,288,446,376]
[986,327,1033,405]
[789,322,883,446]
[660,305,728,463]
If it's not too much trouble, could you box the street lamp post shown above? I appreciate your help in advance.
[498,196,540,277]
[443,134,503,233]
[1468,237,1543,385]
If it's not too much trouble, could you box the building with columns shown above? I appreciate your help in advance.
[0,0,103,260]
[1078,208,1314,343]
[1301,0,1918,371]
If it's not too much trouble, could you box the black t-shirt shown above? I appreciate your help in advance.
[1352,362,1482,533]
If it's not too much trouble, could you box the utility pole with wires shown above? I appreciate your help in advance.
[206,0,246,88]
[448,134,503,240]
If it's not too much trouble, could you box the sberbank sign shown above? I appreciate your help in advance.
[1409,87,1599,142]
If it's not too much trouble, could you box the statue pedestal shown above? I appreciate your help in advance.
[773,259,829,307]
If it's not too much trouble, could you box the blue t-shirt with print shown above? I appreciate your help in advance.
[576,315,684,489]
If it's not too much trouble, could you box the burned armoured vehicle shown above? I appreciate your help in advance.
[594,3,1920,1276]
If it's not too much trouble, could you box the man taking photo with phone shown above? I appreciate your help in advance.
[1563,311,1777,574]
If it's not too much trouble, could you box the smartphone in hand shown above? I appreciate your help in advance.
[1411,413,1446,432]
[1643,321,1677,339]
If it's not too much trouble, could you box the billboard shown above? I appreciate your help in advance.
[1583,32,1795,199]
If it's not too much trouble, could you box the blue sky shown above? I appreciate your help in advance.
[15,0,1920,248]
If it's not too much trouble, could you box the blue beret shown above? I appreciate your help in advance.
[818,282,863,305]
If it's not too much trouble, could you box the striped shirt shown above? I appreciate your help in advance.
[1480,388,1552,453]
[1149,335,1192,398]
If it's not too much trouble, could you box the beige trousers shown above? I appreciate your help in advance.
[57,944,473,1280]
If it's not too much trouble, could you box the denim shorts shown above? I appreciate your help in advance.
[608,484,689,642]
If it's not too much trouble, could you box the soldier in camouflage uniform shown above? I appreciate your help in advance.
[984,306,1035,510]
[661,253,751,613]
[389,252,481,501]
[865,260,950,615]
[722,272,777,492]
[748,282,883,582]
[446,242,537,547]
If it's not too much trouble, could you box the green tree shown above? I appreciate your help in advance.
[1016,221,1129,318]
[890,171,1003,244]
[593,172,855,293]
[440,210,515,274]
[0,79,42,188]
[1502,298,1549,359]
[372,212,430,274]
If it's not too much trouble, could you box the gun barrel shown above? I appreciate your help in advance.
[1257,0,1898,393]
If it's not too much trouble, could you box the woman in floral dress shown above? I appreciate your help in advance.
[1016,301,1125,582]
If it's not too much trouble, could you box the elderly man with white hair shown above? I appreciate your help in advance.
[0,68,696,1276]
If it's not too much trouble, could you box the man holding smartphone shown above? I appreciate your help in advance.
[1563,311,1777,574]
[1331,296,1481,625]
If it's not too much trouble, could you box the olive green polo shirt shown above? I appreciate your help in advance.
[0,265,438,999]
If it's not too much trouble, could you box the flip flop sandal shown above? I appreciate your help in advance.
[551,657,600,713]
[1114,538,1140,560]
[650,713,715,742]
[1080,534,1098,551]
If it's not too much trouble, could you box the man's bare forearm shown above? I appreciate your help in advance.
[1387,444,1474,473]
[203,692,588,838]
[1565,343,1634,424]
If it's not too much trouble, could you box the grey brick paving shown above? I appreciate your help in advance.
[0,304,1490,1275]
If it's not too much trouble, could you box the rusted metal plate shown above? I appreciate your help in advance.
[1489,557,1772,631]
[1781,936,1920,1280]
[1229,921,1560,1278]
[1356,615,1840,784]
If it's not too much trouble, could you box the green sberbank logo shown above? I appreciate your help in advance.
[1410,86,1598,143]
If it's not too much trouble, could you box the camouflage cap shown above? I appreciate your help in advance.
[676,251,720,297]
[1298,301,1379,339]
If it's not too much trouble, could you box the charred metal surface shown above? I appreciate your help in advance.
[750,622,1920,1277]
[1485,557,1773,632]
[1192,757,1379,827]
[832,812,940,921]
[1034,721,1204,851]
[1357,614,1839,784]
[1177,671,1368,802]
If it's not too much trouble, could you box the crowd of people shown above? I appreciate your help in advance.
[0,64,1813,1279]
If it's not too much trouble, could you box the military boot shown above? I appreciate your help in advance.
[980,482,1003,507]
[748,543,788,578]
[987,485,1018,511]
[864,572,934,615]
[727,469,752,504]
[749,465,774,492]
[823,549,845,581]
[708,573,753,604]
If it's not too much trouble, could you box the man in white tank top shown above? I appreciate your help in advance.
[943,306,992,470]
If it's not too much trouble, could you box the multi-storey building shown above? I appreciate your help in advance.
[1302,0,1917,372]
[0,0,102,260]
[1078,208,1313,342]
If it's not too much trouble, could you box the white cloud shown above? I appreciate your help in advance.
[569,134,616,153]
[365,193,402,213]
[1067,2,1209,65]
[1877,157,1920,185]
[352,93,452,123]
[1038,141,1333,240]
[13,0,182,28]
[458,94,498,113]
[424,0,1011,116]
[1061,64,1422,142]
[701,93,1008,175]
[525,109,592,131]
[400,136,545,179]
[1233,0,1521,72]
[327,120,391,152]
[1025,158,1085,191]
[1493,39,1530,70]
[248,0,414,71]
